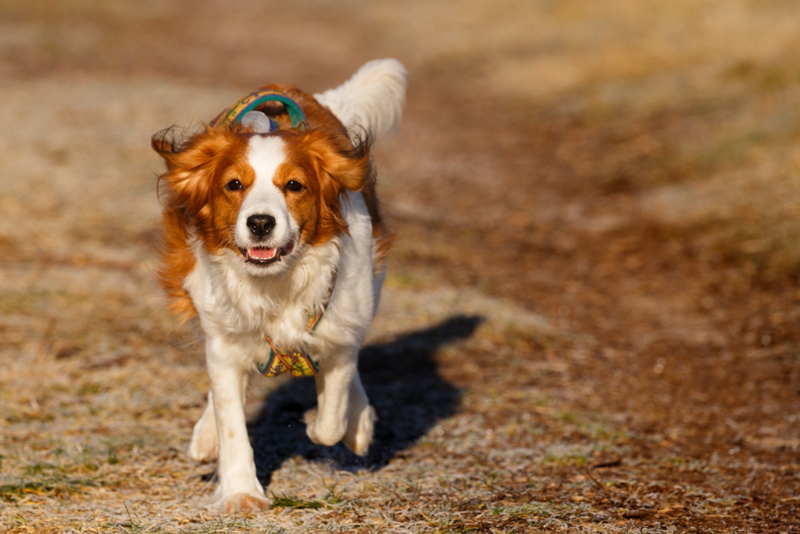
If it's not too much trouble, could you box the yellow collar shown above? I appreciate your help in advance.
[255,270,336,378]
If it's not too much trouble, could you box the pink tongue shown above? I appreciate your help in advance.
[249,248,276,260]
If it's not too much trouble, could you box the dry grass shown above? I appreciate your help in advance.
[1,0,799,532]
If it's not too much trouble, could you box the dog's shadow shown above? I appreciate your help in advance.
[246,314,482,485]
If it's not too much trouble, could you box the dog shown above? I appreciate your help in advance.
[151,59,407,513]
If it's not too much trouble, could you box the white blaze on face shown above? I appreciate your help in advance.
[236,136,297,250]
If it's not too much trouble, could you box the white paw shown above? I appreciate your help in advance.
[219,493,270,514]
[302,407,318,426]
[343,405,376,456]
[304,407,346,447]
[188,416,218,462]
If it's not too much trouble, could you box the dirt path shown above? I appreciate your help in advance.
[1,1,799,532]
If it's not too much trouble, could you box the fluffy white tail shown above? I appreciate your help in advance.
[315,59,407,139]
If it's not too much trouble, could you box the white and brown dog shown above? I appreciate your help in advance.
[152,59,406,513]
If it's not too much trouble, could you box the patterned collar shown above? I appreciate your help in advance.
[255,270,337,378]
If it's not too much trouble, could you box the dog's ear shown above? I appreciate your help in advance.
[300,130,374,240]
[302,129,373,193]
[156,127,228,218]
[152,127,184,170]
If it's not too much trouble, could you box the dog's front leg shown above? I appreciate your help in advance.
[304,347,376,455]
[206,338,268,514]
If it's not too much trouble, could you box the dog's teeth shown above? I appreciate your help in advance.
[248,248,277,260]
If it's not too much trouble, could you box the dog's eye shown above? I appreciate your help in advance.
[225,179,243,191]
[285,180,304,192]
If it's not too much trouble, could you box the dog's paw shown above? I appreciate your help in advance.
[302,407,318,427]
[188,435,218,462]
[343,404,376,456]
[304,407,346,447]
[219,493,270,514]
[188,416,218,462]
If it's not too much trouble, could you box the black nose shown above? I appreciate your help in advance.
[246,214,276,238]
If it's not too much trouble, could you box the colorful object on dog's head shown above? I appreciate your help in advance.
[210,89,307,130]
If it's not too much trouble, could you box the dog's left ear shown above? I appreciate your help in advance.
[300,130,373,239]
[303,129,373,193]
[308,131,373,201]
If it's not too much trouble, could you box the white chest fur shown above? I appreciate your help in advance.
[183,192,379,369]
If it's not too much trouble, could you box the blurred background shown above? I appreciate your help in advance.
[1,1,799,532]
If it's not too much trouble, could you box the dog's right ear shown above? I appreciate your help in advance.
[154,127,225,217]
[152,128,183,170]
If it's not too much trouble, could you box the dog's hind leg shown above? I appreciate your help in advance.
[342,371,376,456]
[305,348,375,455]
[188,379,250,463]
[188,391,219,462]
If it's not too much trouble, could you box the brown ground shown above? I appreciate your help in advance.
[1,1,799,532]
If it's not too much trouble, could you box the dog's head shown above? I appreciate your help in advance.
[153,105,372,276]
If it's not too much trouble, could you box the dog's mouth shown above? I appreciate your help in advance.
[239,241,295,266]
